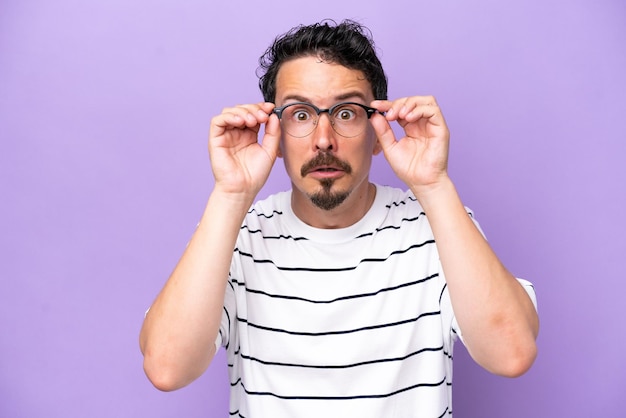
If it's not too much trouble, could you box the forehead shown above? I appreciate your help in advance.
[274,56,374,105]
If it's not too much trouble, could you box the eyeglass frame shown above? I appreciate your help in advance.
[272,101,383,138]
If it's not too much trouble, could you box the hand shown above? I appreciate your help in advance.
[370,96,450,195]
[208,102,281,197]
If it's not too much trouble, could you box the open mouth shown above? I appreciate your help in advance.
[306,165,345,181]
[300,152,352,177]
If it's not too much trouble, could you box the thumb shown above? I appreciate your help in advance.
[261,113,282,159]
[370,113,397,153]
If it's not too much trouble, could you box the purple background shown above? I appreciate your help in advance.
[1,0,625,417]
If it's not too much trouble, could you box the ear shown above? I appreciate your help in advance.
[373,139,383,156]
[369,126,383,156]
[369,113,390,157]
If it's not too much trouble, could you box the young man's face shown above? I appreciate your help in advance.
[274,56,382,217]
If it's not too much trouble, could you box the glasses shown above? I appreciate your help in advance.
[273,102,380,138]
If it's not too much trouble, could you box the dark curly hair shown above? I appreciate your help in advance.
[257,19,388,103]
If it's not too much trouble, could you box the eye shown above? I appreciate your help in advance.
[288,106,314,122]
[333,106,357,121]
[294,111,310,121]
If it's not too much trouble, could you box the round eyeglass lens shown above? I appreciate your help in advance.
[280,103,370,138]
[329,104,368,137]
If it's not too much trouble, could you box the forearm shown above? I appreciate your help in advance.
[139,190,253,390]
[413,178,539,376]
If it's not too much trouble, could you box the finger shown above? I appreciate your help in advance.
[403,103,447,128]
[393,98,446,132]
[233,107,263,129]
[373,97,417,121]
[370,100,404,129]
[404,103,437,120]
[223,103,274,126]
[210,103,272,138]
[372,96,438,121]
[370,99,396,119]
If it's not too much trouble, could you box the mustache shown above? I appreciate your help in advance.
[300,152,353,177]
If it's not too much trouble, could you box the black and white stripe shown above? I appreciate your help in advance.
[216,185,530,418]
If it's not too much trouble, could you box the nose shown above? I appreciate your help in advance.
[312,112,337,151]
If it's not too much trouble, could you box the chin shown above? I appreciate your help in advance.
[308,181,351,211]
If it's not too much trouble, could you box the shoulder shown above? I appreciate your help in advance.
[375,184,476,219]
[374,184,424,215]
[239,191,294,240]
[246,191,290,220]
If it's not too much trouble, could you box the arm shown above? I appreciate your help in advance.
[370,96,539,377]
[139,102,281,391]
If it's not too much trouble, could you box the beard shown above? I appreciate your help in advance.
[309,178,350,211]
[301,152,353,211]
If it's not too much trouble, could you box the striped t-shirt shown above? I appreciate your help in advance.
[217,184,534,418]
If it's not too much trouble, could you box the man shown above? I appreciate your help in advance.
[140,19,539,417]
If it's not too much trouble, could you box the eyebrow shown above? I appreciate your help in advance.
[281,91,369,105]
[335,91,369,102]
